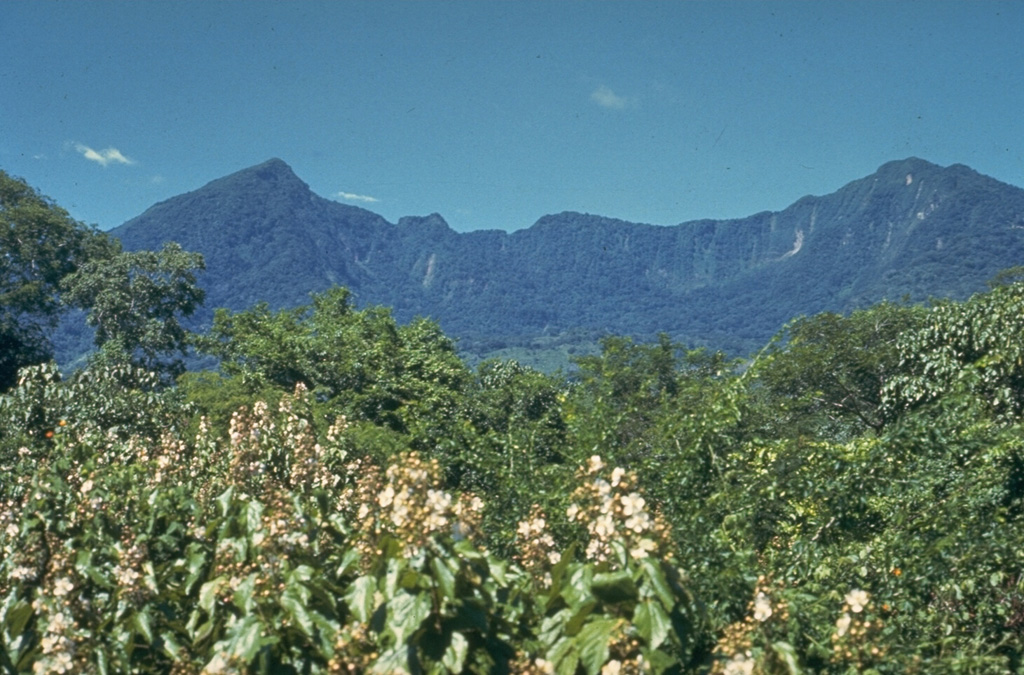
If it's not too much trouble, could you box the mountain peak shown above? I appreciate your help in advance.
[398,213,452,230]
[194,157,311,198]
[237,157,305,185]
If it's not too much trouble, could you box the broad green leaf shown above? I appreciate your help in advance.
[441,631,469,672]
[345,575,377,623]
[564,599,598,637]
[184,543,209,594]
[430,555,456,601]
[546,635,578,675]
[199,576,226,614]
[387,591,432,644]
[591,570,638,604]
[634,599,670,650]
[216,487,235,518]
[232,574,257,613]
[281,586,315,637]
[160,631,183,660]
[133,608,154,644]
[245,499,263,539]
[2,599,32,637]
[772,641,801,674]
[639,559,676,609]
[226,615,274,663]
[371,645,411,674]
[577,618,618,675]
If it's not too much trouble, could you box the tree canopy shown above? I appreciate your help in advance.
[0,171,115,388]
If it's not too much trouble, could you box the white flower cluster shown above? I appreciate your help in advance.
[350,452,483,559]
[752,592,773,622]
[567,456,665,563]
[721,650,754,675]
[514,507,562,571]
[845,588,869,613]
[30,606,77,675]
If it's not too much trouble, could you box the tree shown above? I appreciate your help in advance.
[61,242,205,378]
[751,301,925,439]
[198,286,469,433]
[0,171,114,389]
[883,280,1024,422]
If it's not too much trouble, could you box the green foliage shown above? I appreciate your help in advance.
[61,241,206,378]
[883,280,1024,422]
[199,287,469,434]
[0,171,115,389]
[752,301,926,439]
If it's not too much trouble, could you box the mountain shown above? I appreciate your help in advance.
[110,157,1024,357]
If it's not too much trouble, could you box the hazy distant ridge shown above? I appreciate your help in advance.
[112,157,1024,355]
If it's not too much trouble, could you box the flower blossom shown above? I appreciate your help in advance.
[52,577,74,597]
[620,492,646,516]
[845,589,870,613]
[753,592,772,622]
[629,538,657,559]
[836,612,852,637]
[601,660,622,675]
[722,651,755,675]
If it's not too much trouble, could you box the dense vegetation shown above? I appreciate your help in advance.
[3,171,1024,673]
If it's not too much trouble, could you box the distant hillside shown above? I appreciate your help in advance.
[110,157,1024,359]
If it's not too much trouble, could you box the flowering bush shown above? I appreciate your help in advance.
[4,282,1024,672]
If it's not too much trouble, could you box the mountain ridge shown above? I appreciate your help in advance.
[110,157,1024,357]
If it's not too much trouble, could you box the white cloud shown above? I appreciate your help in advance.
[335,191,380,203]
[75,143,135,166]
[591,85,630,110]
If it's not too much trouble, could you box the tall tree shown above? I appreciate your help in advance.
[0,171,115,389]
[199,286,468,432]
[751,301,925,438]
[61,242,205,378]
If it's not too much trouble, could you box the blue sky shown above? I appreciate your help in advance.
[3,1,1023,232]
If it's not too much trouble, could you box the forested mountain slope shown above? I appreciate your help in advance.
[112,157,1024,355]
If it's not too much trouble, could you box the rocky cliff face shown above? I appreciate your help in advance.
[111,157,1024,354]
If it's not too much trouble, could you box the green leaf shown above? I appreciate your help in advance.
[639,559,676,609]
[336,546,362,577]
[345,575,377,623]
[430,555,457,601]
[232,574,257,613]
[281,586,315,638]
[441,631,469,672]
[577,618,618,675]
[184,544,208,594]
[633,599,671,650]
[771,641,801,674]
[226,615,275,663]
[564,600,598,637]
[160,631,184,660]
[591,570,638,604]
[199,576,226,614]
[2,599,33,637]
[245,499,263,539]
[387,591,432,645]
[371,646,411,674]
[546,635,578,675]
[216,487,235,518]
[133,608,154,644]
